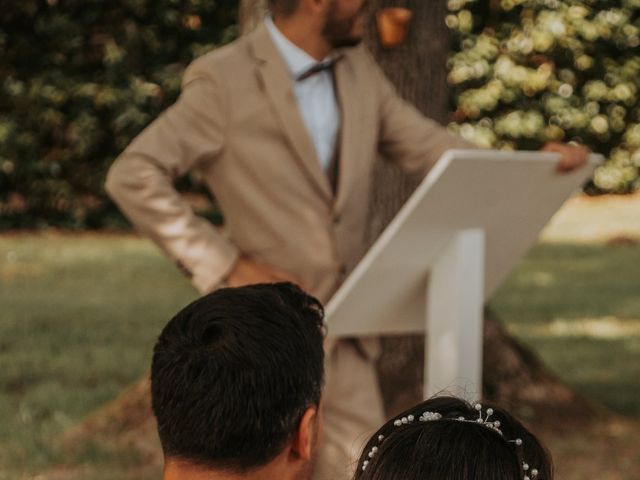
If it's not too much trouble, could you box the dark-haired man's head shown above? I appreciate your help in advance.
[151,283,326,480]
[270,0,369,52]
[353,396,553,480]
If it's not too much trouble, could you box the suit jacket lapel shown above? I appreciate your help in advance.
[249,25,333,203]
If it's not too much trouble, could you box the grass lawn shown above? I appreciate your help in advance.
[1,233,639,478]
[490,242,640,416]
[0,233,197,478]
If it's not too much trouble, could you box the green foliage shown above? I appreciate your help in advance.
[446,0,640,193]
[0,0,237,229]
[4,1,639,229]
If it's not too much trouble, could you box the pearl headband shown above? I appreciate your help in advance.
[361,403,540,480]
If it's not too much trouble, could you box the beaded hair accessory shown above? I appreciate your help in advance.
[361,403,540,480]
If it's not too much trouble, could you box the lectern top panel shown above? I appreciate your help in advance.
[325,149,600,337]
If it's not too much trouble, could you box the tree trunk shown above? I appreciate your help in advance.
[61,0,594,458]
[361,0,593,421]
[360,0,592,421]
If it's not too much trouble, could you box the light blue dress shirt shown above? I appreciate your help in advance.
[265,17,340,171]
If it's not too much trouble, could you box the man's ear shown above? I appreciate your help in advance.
[291,406,319,461]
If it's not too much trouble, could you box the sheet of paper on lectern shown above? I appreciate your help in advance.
[325,149,600,337]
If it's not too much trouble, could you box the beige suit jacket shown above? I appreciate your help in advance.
[105,24,472,306]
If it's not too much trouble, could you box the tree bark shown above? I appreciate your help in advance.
[360,0,592,420]
[360,0,593,421]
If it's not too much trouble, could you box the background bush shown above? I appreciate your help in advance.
[446,0,640,193]
[2,0,640,229]
[0,0,237,229]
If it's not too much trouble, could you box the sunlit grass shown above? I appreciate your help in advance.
[0,233,197,476]
[490,242,640,416]
[1,235,639,478]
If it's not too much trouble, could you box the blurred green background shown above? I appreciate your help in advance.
[447,0,640,194]
[1,0,639,230]
[1,0,237,230]
[2,230,640,479]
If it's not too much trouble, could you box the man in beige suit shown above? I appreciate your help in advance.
[106,0,588,478]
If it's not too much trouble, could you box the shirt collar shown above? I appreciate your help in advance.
[265,16,333,80]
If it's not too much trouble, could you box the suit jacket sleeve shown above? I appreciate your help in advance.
[371,54,479,175]
[105,63,239,294]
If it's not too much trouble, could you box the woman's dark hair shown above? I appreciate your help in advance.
[353,396,553,480]
[151,282,325,472]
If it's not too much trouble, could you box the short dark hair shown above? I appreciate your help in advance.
[269,0,301,17]
[353,396,553,480]
[151,283,325,472]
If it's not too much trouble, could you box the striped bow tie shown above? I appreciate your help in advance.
[296,56,343,81]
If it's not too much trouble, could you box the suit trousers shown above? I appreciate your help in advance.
[314,339,385,480]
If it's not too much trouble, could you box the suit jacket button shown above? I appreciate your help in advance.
[333,214,341,225]
[339,264,347,276]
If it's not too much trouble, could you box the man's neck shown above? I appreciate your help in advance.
[272,16,331,61]
[163,457,297,480]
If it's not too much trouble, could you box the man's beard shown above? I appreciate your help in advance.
[322,1,367,49]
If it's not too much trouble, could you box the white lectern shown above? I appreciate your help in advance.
[325,149,599,398]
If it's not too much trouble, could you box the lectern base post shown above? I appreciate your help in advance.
[425,229,485,399]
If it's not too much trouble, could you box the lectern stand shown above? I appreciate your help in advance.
[325,150,599,398]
